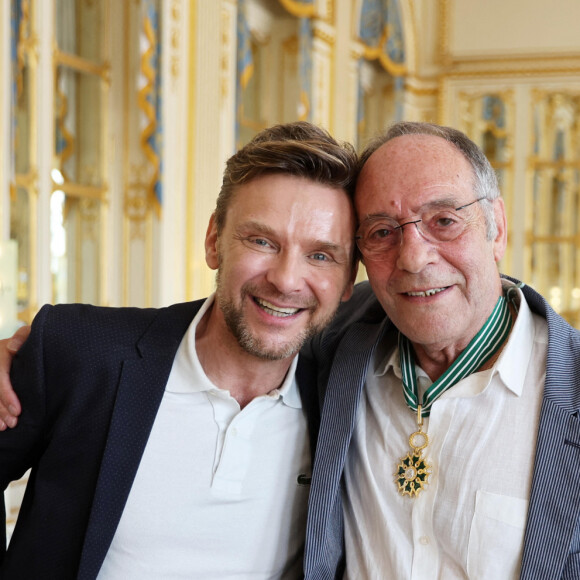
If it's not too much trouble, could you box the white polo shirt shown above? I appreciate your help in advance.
[343,285,548,579]
[98,295,311,579]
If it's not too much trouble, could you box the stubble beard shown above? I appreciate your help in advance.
[215,270,339,361]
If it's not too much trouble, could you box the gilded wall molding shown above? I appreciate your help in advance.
[438,0,451,67]
[403,0,417,75]
[313,21,335,46]
[54,50,111,81]
[169,0,182,86]
[220,5,232,101]
[278,0,315,19]
[444,61,580,78]
[405,81,438,97]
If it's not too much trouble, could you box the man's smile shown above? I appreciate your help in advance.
[404,286,448,297]
[254,297,302,318]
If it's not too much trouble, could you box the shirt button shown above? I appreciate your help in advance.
[231,427,238,436]
[419,536,430,545]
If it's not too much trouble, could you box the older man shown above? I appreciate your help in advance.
[0,121,358,579]
[303,122,580,579]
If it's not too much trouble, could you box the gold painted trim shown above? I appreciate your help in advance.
[146,211,153,306]
[451,52,580,64]
[54,49,110,79]
[278,0,316,19]
[439,0,451,66]
[325,0,334,24]
[13,171,38,188]
[122,0,130,306]
[137,10,162,218]
[445,65,580,78]
[442,52,580,77]
[359,29,407,76]
[313,25,334,46]
[528,159,580,170]
[100,0,112,306]
[530,234,580,245]
[185,0,197,301]
[405,83,438,97]
[56,181,107,200]
[170,0,182,85]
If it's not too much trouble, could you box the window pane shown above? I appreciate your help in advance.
[55,67,103,186]
[55,0,104,62]
[51,194,102,304]
[9,187,32,322]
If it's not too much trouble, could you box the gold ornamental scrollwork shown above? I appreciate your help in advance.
[125,163,154,240]
[220,5,232,101]
[278,0,316,19]
[170,0,182,86]
[312,24,334,46]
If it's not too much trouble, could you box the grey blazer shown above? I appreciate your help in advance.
[303,280,580,580]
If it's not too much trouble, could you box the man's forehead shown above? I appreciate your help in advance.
[226,174,355,228]
[357,135,472,191]
[368,134,461,167]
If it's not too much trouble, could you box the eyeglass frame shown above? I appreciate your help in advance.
[355,196,488,261]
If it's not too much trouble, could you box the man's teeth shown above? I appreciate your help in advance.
[407,287,446,297]
[256,298,299,317]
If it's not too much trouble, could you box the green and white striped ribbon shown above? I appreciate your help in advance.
[399,296,512,417]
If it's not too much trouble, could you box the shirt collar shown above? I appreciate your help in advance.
[167,294,302,408]
[493,280,537,396]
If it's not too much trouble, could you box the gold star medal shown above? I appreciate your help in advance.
[394,406,432,498]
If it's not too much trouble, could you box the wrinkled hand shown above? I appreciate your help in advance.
[0,326,30,430]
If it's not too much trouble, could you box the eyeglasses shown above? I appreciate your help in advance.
[355,197,487,261]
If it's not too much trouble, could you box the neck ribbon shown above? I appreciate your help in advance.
[398,295,512,418]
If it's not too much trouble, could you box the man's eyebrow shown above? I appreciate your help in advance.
[235,221,276,236]
[360,197,464,222]
[360,212,396,222]
[420,196,463,210]
[313,240,346,254]
[236,221,348,255]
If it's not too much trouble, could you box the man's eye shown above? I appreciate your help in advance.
[241,236,275,250]
[309,253,330,262]
[369,226,395,239]
[431,214,459,228]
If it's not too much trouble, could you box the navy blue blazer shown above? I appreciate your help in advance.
[0,300,318,580]
[303,280,580,580]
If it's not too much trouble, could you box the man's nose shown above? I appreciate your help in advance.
[395,221,433,273]
[265,251,305,294]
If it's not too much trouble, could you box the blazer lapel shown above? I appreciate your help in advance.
[77,301,199,580]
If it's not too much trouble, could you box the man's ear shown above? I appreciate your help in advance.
[205,213,219,270]
[492,198,508,263]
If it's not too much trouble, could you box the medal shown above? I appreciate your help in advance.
[394,405,432,498]
[395,295,513,498]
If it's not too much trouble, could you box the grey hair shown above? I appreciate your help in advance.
[358,121,501,240]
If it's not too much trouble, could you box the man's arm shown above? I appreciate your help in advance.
[0,326,29,430]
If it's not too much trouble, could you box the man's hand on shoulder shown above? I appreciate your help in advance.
[0,326,30,430]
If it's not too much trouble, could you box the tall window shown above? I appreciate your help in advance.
[52,0,109,304]
[529,92,580,327]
